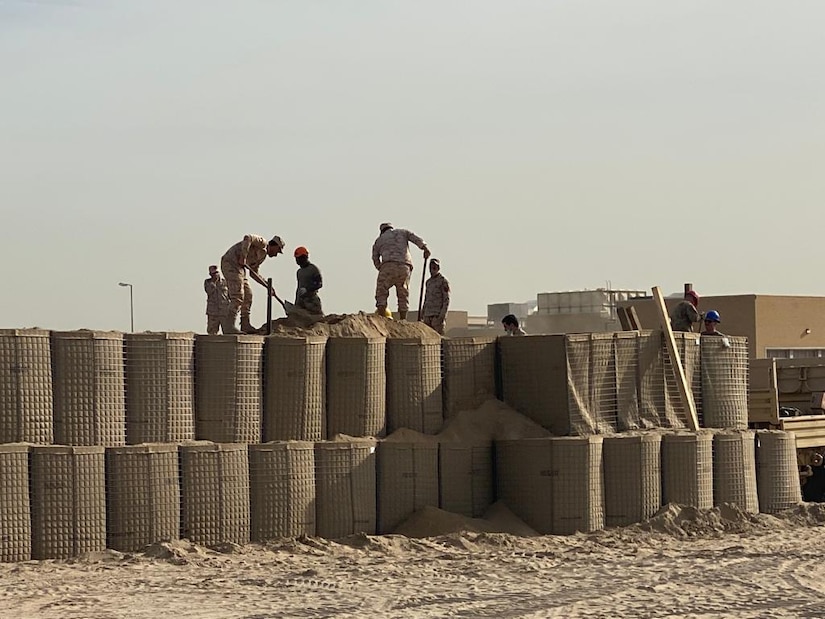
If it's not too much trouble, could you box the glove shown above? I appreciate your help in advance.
[298,287,307,298]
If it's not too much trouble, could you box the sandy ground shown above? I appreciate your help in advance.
[4,504,825,619]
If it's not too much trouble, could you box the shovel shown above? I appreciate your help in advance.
[244,266,297,317]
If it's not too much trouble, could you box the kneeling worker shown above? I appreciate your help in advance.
[294,246,323,315]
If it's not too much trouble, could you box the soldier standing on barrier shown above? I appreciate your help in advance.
[204,265,230,334]
[421,258,450,334]
[371,222,430,320]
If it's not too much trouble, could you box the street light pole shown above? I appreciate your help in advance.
[118,282,134,332]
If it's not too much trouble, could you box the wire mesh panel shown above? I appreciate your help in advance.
[565,334,597,435]
[681,333,703,426]
[376,441,439,534]
[314,440,377,538]
[615,332,642,430]
[713,430,758,513]
[701,336,749,429]
[589,333,619,433]
[756,430,802,514]
[663,333,703,429]
[603,433,661,528]
[441,337,497,420]
[550,436,604,534]
[179,442,250,547]
[0,444,31,562]
[661,431,714,509]
[264,336,327,442]
[638,331,668,429]
[249,441,315,540]
[106,444,180,552]
[326,337,386,439]
[439,441,494,518]
[124,332,195,444]
[30,446,106,559]
[52,330,126,447]
[495,438,554,534]
[0,329,53,444]
[386,338,443,435]
[195,335,264,444]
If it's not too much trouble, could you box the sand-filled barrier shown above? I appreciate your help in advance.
[0,444,31,562]
[495,438,555,534]
[439,442,494,518]
[326,337,386,438]
[385,337,443,435]
[603,433,662,528]
[314,440,377,538]
[713,430,758,513]
[0,329,53,444]
[701,336,749,429]
[264,312,439,339]
[756,430,802,514]
[441,337,497,420]
[376,441,439,534]
[550,435,604,534]
[662,431,714,509]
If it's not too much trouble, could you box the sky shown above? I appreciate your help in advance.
[1,0,824,332]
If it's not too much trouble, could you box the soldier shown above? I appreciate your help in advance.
[670,290,702,332]
[421,258,450,334]
[204,265,230,335]
[371,222,430,320]
[293,246,323,315]
[220,234,285,334]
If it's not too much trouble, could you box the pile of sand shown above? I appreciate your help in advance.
[260,312,440,339]
[393,502,539,538]
[437,399,553,443]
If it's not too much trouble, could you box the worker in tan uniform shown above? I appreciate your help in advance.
[421,258,450,334]
[204,265,230,334]
[220,234,285,333]
[670,290,702,332]
[372,222,430,320]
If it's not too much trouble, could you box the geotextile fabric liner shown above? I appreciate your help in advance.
[326,337,386,438]
[756,430,802,514]
[195,335,264,444]
[603,433,661,528]
[51,330,126,447]
[264,337,327,442]
[614,332,642,430]
[376,441,439,534]
[0,329,53,444]
[314,441,377,538]
[105,444,181,552]
[439,442,494,518]
[441,337,497,419]
[701,336,748,429]
[661,432,714,509]
[249,442,316,540]
[180,443,250,547]
[30,446,106,560]
[124,332,195,444]
[495,438,554,534]
[565,333,617,435]
[550,436,604,534]
[713,431,758,513]
[0,445,31,562]
[385,338,443,435]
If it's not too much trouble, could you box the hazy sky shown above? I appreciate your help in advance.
[2,0,824,332]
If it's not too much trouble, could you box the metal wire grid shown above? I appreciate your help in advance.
[441,337,497,420]
[0,444,31,562]
[194,335,264,444]
[550,436,604,534]
[325,338,386,439]
[756,430,802,514]
[565,333,618,435]
[179,443,250,547]
[314,440,377,538]
[249,441,316,540]
[124,333,195,444]
[603,433,662,528]
[661,431,714,509]
[30,446,107,560]
[376,441,439,534]
[0,329,53,444]
[713,431,759,513]
[263,336,327,442]
[494,438,555,534]
[105,444,181,552]
[701,336,749,429]
[615,332,642,430]
[438,441,494,518]
[51,331,126,447]
[385,338,443,435]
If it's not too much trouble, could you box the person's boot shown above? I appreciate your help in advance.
[399,310,407,320]
[221,313,241,335]
[240,314,256,334]
[376,305,387,317]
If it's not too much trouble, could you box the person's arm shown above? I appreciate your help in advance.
[688,304,701,324]
[310,265,323,292]
[439,278,450,320]
[406,230,430,258]
[204,279,213,295]
[372,239,382,270]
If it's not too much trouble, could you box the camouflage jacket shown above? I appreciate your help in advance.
[204,275,230,316]
[222,234,269,271]
[422,273,450,318]
[372,228,427,270]
[670,300,701,332]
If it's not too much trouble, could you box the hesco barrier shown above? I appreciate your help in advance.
[263,336,327,442]
[249,441,316,540]
[51,330,126,447]
[495,438,555,534]
[376,441,439,534]
[550,436,604,534]
[124,332,195,444]
[180,442,250,547]
[662,431,714,509]
[314,440,376,538]
[385,338,443,435]
[438,442,494,518]
[105,444,180,552]
[195,335,264,444]
[326,337,386,438]
[713,430,758,513]
[30,446,106,560]
[0,329,53,444]
[757,430,803,514]
[701,336,749,429]
[0,444,31,562]
[603,433,662,528]
[441,337,497,420]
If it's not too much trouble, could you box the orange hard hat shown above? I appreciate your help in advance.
[294,246,309,258]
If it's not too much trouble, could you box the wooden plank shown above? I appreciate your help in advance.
[626,306,641,330]
[617,306,632,331]
[769,357,779,422]
[651,285,699,431]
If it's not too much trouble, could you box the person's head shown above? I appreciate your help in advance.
[294,245,309,266]
[379,222,393,233]
[685,290,699,307]
[208,265,219,279]
[703,309,721,331]
[429,258,440,275]
[267,235,285,257]
[501,314,520,333]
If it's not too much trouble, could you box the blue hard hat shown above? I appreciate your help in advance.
[705,310,721,323]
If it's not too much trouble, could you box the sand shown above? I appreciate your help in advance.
[259,311,441,339]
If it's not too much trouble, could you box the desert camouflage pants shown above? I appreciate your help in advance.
[422,315,445,335]
[206,315,223,335]
[221,259,253,318]
[375,262,411,312]
[296,292,323,315]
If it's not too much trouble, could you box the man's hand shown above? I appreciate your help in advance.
[297,287,307,298]
[423,247,431,259]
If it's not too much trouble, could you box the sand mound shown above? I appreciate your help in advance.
[392,502,539,538]
[261,312,440,339]
[143,539,209,563]
[437,399,553,443]
[383,428,439,443]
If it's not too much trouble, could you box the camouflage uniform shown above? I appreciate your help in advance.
[372,228,427,312]
[670,300,701,332]
[422,273,450,334]
[204,274,230,334]
[220,234,269,319]
[295,261,323,315]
